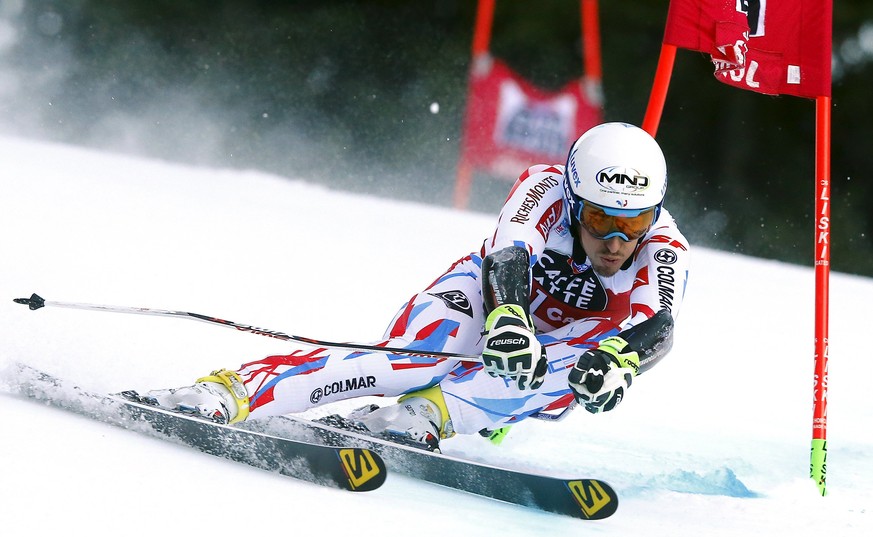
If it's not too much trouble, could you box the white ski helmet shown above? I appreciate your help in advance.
[563,122,667,223]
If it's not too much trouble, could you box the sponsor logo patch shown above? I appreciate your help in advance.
[430,290,473,318]
[310,375,377,404]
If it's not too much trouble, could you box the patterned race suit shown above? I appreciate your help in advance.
[236,164,690,434]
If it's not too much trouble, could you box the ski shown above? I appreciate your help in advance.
[240,413,619,520]
[3,363,386,492]
[4,363,617,518]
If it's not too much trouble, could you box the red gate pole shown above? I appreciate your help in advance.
[580,0,603,106]
[641,43,677,137]
[453,0,496,209]
[810,94,831,496]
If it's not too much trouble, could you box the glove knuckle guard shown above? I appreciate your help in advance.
[507,354,532,370]
[569,346,635,412]
[584,373,604,393]
[603,387,624,412]
[482,354,500,369]
[482,304,547,391]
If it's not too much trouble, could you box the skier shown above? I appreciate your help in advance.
[135,122,691,451]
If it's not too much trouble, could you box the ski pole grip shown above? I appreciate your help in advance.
[14,293,46,310]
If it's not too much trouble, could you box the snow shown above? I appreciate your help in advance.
[1,135,871,535]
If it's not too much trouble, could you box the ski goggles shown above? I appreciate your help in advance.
[577,201,657,241]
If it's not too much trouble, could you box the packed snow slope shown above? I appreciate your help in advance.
[1,136,870,536]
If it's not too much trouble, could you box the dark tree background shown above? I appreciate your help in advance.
[3,1,871,276]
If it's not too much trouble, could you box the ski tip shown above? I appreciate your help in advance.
[566,479,619,520]
[337,448,387,492]
[13,293,45,310]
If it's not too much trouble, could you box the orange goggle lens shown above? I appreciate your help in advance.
[579,203,656,241]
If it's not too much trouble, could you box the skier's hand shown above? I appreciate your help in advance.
[568,337,640,413]
[482,304,547,390]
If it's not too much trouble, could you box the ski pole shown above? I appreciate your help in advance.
[13,293,481,361]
